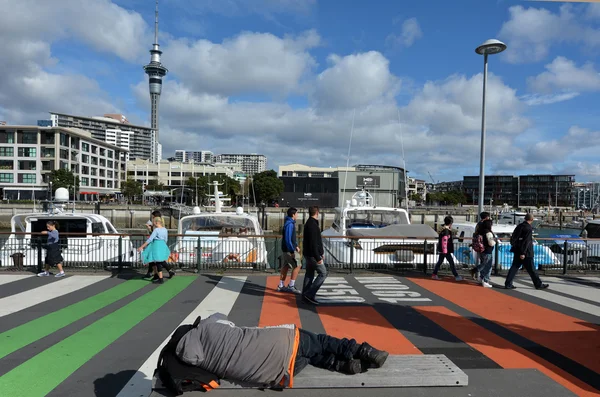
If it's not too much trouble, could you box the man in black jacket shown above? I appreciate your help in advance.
[504,213,549,290]
[302,206,327,305]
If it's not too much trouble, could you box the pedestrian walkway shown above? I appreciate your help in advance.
[0,272,598,397]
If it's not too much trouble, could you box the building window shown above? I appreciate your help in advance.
[71,164,78,173]
[99,169,105,177]
[90,168,97,176]
[107,160,113,168]
[82,166,89,174]
[0,173,14,183]
[0,160,13,170]
[0,131,15,144]
[0,147,14,157]
[107,150,113,159]
[60,149,69,160]
[18,173,36,183]
[42,147,55,158]
[100,158,106,167]
[71,137,79,150]
[91,157,98,166]
[60,161,69,170]
[107,170,113,178]
[91,178,97,187]
[18,131,38,144]
[91,145,97,154]
[82,142,89,152]
[18,147,36,157]
[100,148,106,157]
[81,177,89,186]
[107,180,113,188]
[60,133,69,147]
[42,161,54,171]
[82,154,89,163]
[42,132,55,145]
[99,179,106,187]
[18,160,37,170]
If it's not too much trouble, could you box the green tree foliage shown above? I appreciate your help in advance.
[121,179,143,199]
[426,190,467,205]
[146,180,165,191]
[409,193,423,203]
[252,170,284,204]
[49,169,79,192]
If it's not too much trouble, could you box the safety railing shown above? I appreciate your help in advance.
[0,233,598,275]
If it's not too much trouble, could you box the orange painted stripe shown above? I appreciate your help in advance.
[258,276,301,327]
[317,306,421,355]
[417,306,598,397]
[410,277,600,374]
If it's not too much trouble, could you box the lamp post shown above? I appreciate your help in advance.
[475,39,507,216]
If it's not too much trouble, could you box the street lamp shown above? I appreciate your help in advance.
[475,39,507,216]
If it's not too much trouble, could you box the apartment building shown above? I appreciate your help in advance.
[215,154,266,175]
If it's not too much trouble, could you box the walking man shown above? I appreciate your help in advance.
[470,211,490,279]
[505,213,549,290]
[302,206,327,305]
[278,207,301,293]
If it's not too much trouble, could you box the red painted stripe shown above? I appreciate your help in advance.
[417,306,598,396]
[258,276,301,327]
[410,277,600,375]
[317,306,421,355]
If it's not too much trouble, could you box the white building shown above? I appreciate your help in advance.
[278,163,355,177]
[127,158,240,187]
[216,153,266,175]
[407,177,427,202]
[0,126,127,200]
[175,150,213,164]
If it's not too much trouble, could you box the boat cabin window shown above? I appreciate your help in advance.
[31,219,87,235]
[344,210,409,228]
[92,222,105,235]
[457,231,465,243]
[584,223,600,238]
[181,216,256,235]
[105,222,117,234]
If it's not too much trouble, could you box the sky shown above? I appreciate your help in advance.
[1,0,600,183]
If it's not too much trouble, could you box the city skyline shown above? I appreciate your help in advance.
[0,1,599,183]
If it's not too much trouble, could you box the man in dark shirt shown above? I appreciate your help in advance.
[505,213,549,290]
[302,206,327,305]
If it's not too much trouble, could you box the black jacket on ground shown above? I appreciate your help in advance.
[302,217,324,259]
[512,222,534,258]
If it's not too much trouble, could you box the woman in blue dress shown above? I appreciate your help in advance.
[138,216,171,284]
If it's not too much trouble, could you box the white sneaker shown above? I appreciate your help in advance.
[455,276,463,281]
[55,272,66,278]
[482,280,493,288]
[37,271,49,277]
[431,275,441,280]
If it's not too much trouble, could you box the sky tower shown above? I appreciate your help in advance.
[143,0,168,163]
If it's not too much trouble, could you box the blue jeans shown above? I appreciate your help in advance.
[302,256,328,299]
[294,329,358,375]
[477,252,493,282]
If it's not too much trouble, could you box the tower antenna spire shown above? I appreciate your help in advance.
[154,0,159,45]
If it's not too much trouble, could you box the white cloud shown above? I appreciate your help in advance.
[526,126,600,165]
[498,4,600,63]
[528,56,600,93]
[165,30,320,97]
[386,17,423,48]
[520,92,580,106]
[313,52,399,110]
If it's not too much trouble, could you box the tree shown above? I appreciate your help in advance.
[121,179,143,200]
[49,169,79,197]
[409,193,423,203]
[146,180,165,191]
[252,170,283,204]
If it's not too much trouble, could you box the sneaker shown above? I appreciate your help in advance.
[277,285,289,292]
[55,272,66,278]
[431,274,441,280]
[302,295,319,305]
[334,359,362,375]
[287,285,302,294]
[152,277,164,284]
[505,285,517,289]
[455,276,463,282]
[143,272,153,279]
[469,268,477,280]
[535,283,549,290]
[168,271,176,279]
[482,280,493,288]
[37,271,49,277]
[356,342,389,368]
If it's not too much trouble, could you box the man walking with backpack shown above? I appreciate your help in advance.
[505,213,549,290]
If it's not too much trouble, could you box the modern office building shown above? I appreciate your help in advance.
[278,163,355,177]
[216,154,266,175]
[0,126,127,200]
[463,175,518,206]
[340,165,407,208]
[50,112,155,162]
[175,150,214,164]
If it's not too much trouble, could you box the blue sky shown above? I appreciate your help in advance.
[1,0,600,183]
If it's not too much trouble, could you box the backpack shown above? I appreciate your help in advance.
[471,234,485,253]
[154,316,220,395]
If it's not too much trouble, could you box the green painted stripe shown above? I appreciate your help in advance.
[0,276,194,397]
[0,279,149,360]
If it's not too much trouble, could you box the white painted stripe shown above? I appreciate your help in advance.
[0,276,109,317]
[491,276,600,317]
[116,276,247,397]
[0,275,32,286]
[541,277,600,302]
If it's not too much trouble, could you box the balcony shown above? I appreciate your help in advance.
[41,148,55,158]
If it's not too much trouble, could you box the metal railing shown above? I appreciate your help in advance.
[0,232,598,275]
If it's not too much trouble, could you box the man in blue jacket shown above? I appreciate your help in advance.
[278,207,301,293]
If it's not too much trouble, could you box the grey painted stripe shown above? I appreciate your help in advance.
[47,276,215,397]
[0,276,128,333]
[295,276,326,334]
[0,275,32,287]
[512,277,600,308]
[0,274,62,299]
[228,276,266,327]
[491,276,600,318]
[0,281,155,377]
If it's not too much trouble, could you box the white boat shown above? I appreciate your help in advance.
[451,222,560,270]
[322,190,439,269]
[496,205,542,228]
[0,188,136,268]
[174,181,268,269]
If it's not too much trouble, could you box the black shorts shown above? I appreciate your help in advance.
[279,252,299,269]
[152,261,167,272]
[45,245,64,267]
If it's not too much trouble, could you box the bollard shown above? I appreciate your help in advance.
[273,237,279,273]
[349,240,354,274]
[423,239,428,274]
[118,236,123,273]
[563,241,568,274]
[493,242,499,276]
[37,238,43,274]
[196,237,202,273]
